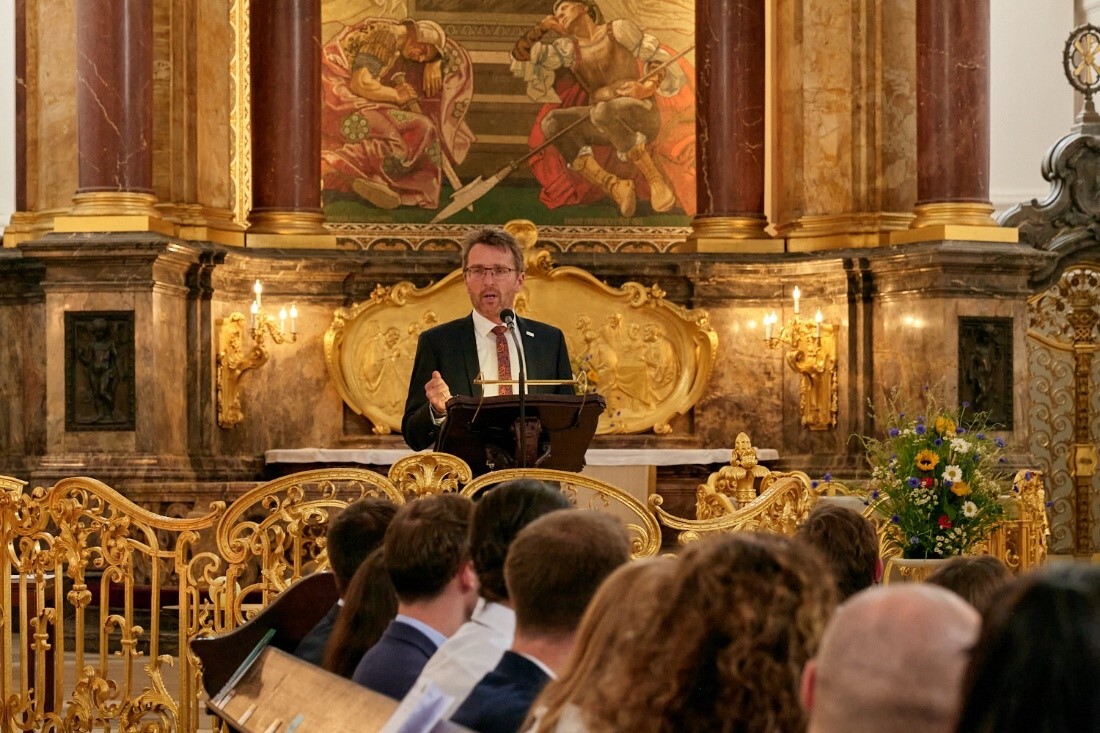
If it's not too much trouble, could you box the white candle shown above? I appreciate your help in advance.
[289,304,298,335]
[815,309,823,339]
[764,312,775,341]
[250,300,259,329]
[793,286,801,315]
[253,279,263,308]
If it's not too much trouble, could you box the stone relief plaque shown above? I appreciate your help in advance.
[65,311,136,432]
[958,316,1012,429]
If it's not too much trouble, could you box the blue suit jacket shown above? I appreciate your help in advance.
[450,651,551,733]
[352,619,440,701]
[293,601,339,666]
[402,314,573,450]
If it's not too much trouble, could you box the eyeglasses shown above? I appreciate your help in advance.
[464,266,518,280]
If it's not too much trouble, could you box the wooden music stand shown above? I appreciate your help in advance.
[191,572,339,697]
[435,393,606,475]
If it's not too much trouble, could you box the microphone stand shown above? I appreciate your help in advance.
[503,311,529,467]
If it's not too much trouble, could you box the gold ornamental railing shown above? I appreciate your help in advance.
[0,454,1050,732]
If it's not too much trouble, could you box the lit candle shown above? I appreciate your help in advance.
[250,300,259,329]
[289,304,298,335]
[279,306,287,333]
[253,279,263,308]
[793,286,801,315]
[764,312,775,341]
[815,309,823,339]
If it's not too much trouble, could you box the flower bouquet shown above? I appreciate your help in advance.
[862,399,1006,559]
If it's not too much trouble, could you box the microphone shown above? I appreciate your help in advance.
[499,309,530,385]
[499,309,529,467]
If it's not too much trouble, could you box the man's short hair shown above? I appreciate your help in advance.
[460,226,524,274]
[926,554,1011,613]
[504,511,630,637]
[796,503,879,601]
[384,493,473,603]
[469,479,572,603]
[327,498,398,595]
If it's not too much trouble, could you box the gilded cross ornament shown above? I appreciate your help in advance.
[1065,25,1100,99]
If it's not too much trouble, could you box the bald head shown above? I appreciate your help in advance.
[803,585,980,733]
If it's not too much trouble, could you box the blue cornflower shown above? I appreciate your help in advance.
[823,472,833,482]
[915,425,927,435]
[956,427,965,434]
[888,427,900,437]
[871,490,880,500]
[909,537,920,545]
[908,477,920,488]
[977,433,986,440]
[994,437,1006,447]
[962,401,971,408]
[890,514,900,524]
[917,415,926,424]
[934,438,942,446]
[811,480,819,489]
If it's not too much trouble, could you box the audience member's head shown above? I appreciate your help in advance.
[796,502,880,601]
[326,497,397,596]
[583,533,836,733]
[469,479,572,604]
[803,584,980,733]
[322,546,398,678]
[525,557,677,732]
[954,563,1100,733]
[384,493,475,605]
[504,510,631,641]
[925,554,1011,613]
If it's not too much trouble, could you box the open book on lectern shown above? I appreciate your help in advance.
[435,392,606,475]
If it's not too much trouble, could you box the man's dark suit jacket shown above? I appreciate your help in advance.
[450,651,551,733]
[402,314,573,450]
[293,601,339,666]
[351,619,440,700]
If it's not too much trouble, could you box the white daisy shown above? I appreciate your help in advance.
[962,501,978,518]
[950,438,972,454]
[942,465,963,483]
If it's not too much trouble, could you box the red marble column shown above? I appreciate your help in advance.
[72,0,157,215]
[248,0,327,234]
[913,0,994,227]
[690,0,770,244]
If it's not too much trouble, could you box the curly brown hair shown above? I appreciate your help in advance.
[580,533,836,733]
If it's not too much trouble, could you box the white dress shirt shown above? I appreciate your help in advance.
[406,599,516,717]
[471,310,520,396]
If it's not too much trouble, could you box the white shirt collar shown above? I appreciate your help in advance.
[516,651,557,680]
[471,309,506,337]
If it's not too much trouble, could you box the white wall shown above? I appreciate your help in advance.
[0,0,14,228]
[990,0,1076,212]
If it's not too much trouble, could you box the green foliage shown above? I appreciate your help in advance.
[862,392,1006,559]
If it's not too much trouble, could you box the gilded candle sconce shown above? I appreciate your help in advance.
[762,287,838,431]
[216,280,297,428]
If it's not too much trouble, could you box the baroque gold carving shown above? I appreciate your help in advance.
[325,219,717,435]
[694,432,771,518]
[461,467,661,559]
[765,310,839,430]
[216,305,296,429]
[652,470,819,544]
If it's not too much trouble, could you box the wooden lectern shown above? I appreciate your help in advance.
[436,393,606,475]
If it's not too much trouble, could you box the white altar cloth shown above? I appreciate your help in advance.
[264,447,779,466]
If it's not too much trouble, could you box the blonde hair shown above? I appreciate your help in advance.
[524,557,676,732]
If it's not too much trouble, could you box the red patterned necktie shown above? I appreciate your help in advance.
[491,325,513,396]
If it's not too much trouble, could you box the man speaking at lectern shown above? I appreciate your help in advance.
[402,227,574,450]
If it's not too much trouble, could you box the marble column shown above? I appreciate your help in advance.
[247,0,329,238]
[70,0,160,219]
[912,0,996,228]
[688,0,776,251]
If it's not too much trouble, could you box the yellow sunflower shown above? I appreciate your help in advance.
[915,450,940,471]
[934,416,956,435]
[950,481,971,496]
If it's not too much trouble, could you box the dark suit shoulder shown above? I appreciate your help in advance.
[419,316,473,343]
[451,652,549,733]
